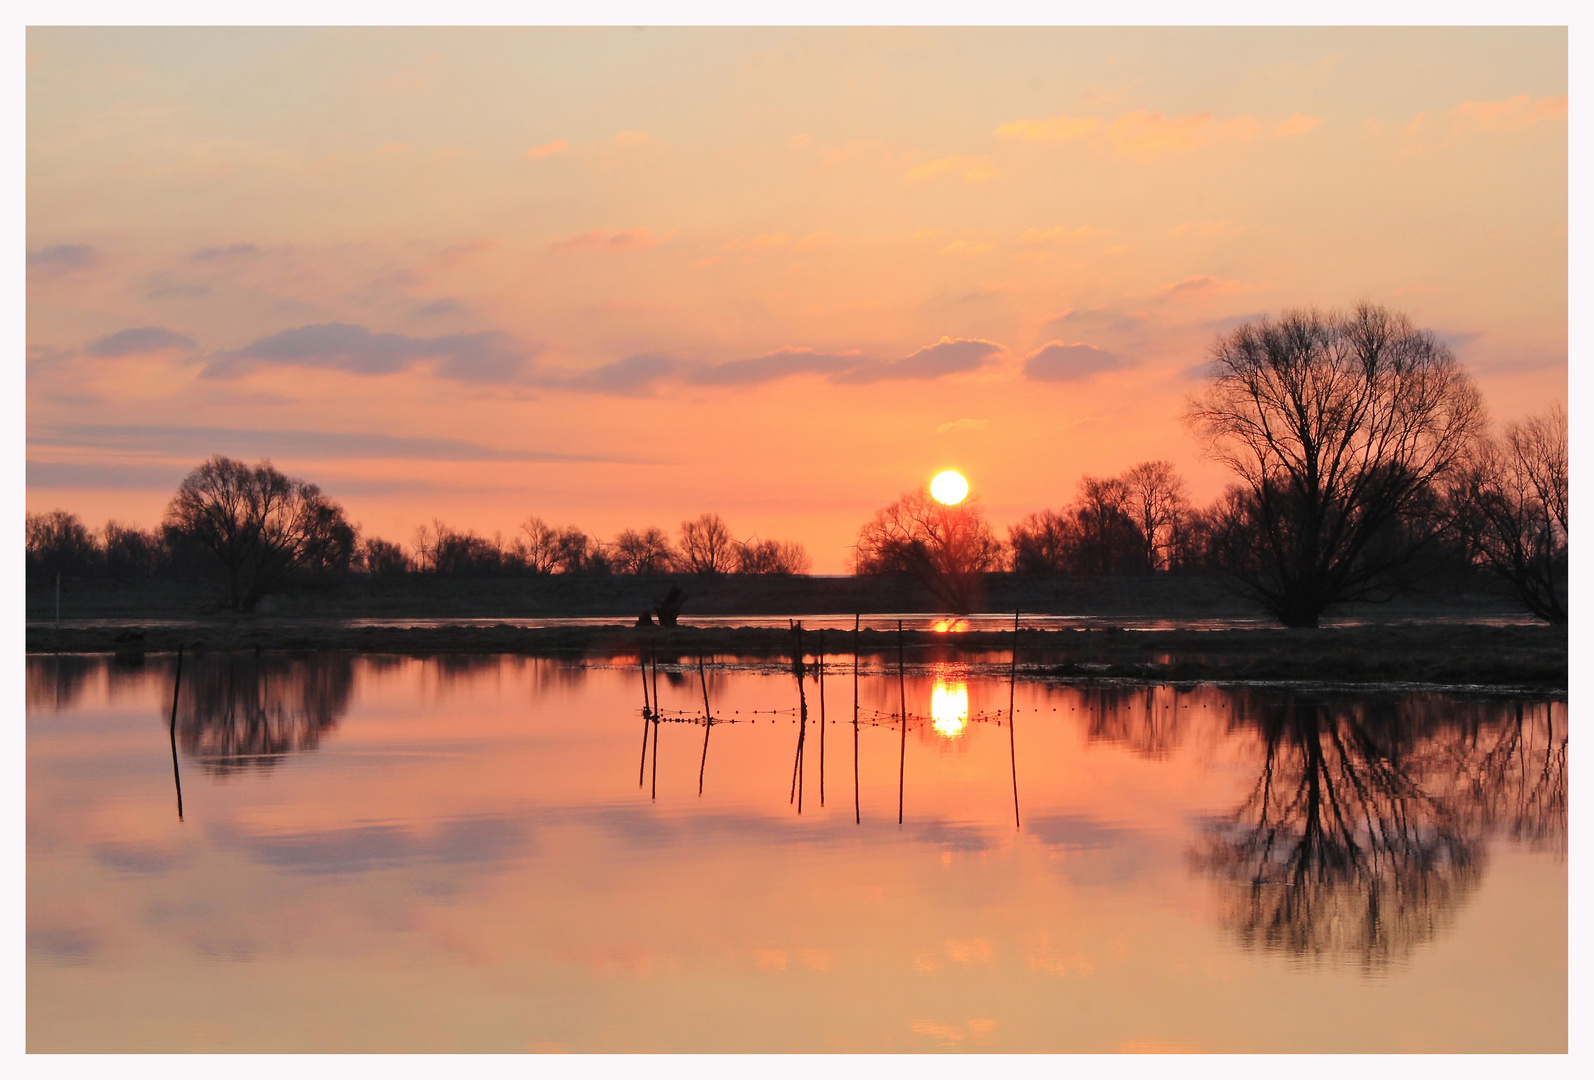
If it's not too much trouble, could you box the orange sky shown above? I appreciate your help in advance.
[25,27,1568,571]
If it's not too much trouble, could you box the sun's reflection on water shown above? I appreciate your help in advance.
[931,682,969,739]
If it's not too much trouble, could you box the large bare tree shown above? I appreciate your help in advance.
[1187,304,1484,627]
[164,456,355,612]
[1122,460,1189,572]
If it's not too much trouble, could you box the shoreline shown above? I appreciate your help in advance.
[26,621,1567,691]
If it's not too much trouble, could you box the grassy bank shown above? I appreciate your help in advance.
[27,622,1566,691]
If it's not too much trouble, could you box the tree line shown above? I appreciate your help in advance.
[25,459,811,614]
[25,305,1566,626]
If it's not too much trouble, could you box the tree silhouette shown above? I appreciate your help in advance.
[163,456,356,611]
[854,489,1003,612]
[678,512,736,575]
[175,653,355,774]
[1450,406,1567,623]
[1187,304,1484,627]
[1193,694,1486,970]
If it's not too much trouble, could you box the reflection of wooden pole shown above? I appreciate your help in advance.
[650,716,659,800]
[168,645,185,822]
[818,629,826,807]
[650,645,660,720]
[897,619,906,825]
[853,614,860,825]
[1009,609,1021,830]
[638,648,651,787]
[697,653,713,796]
[790,626,807,811]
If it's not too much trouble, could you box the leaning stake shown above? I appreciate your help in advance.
[1009,609,1021,829]
[853,613,861,825]
[697,653,713,796]
[168,645,185,822]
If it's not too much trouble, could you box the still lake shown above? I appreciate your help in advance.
[26,650,1567,1052]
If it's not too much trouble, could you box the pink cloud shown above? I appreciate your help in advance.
[1451,94,1566,132]
[525,139,568,159]
[994,115,1103,141]
[547,226,676,253]
[905,155,997,183]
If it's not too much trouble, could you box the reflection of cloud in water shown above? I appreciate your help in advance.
[214,813,530,876]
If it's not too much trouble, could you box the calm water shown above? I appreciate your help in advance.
[27,652,1567,1052]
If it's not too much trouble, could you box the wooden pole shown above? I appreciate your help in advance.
[638,648,651,787]
[168,645,185,822]
[817,629,826,807]
[1009,609,1021,830]
[897,618,906,825]
[790,625,807,811]
[697,653,713,796]
[650,715,659,800]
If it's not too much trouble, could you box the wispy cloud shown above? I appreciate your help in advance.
[1018,225,1108,245]
[27,244,96,273]
[203,323,536,382]
[831,337,1004,384]
[1451,93,1566,133]
[1157,274,1249,303]
[994,109,1318,156]
[28,423,625,464]
[905,155,997,183]
[724,232,790,252]
[686,346,854,386]
[547,226,675,253]
[85,326,196,358]
[192,242,258,261]
[540,353,680,397]
[525,139,568,159]
[1024,342,1127,382]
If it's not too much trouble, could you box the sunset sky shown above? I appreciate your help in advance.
[25,27,1568,571]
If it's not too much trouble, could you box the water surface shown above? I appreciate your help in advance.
[27,652,1566,1052]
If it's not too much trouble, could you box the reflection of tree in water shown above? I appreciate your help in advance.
[1082,685,1192,758]
[1192,692,1565,971]
[177,654,354,774]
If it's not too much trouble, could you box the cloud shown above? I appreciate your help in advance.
[1018,225,1107,245]
[549,353,680,397]
[192,242,258,261]
[28,423,624,464]
[613,130,651,146]
[147,282,211,299]
[203,323,536,382]
[525,139,568,159]
[1275,112,1321,137]
[1024,342,1127,382]
[687,346,854,386]
[935,417,989,434]
[85,326,196,358]
[995,109,1314,156]
[994,115,1104,141]
[26,244,96,273]
[1157,274,1248,303]
[904,155,997,183]
[547,226,675,253]
[1040,306,1152,340]
[939,240,994,256]
[1450,93,1566,133]
[832,337,1004,384]
[724,232,790,252]
[416,298,465,317]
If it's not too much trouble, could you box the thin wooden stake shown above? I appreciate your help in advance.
[640,648,652,718]
[818,629,826,807]
[897,618,906,825]
[853,613,860,825]
[168,645,185,822]
[650,716,659,800]
[1009,609,1021,830]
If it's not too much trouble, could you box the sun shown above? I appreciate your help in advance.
[930,470,969,505]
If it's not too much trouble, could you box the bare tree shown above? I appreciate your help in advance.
[1186,304,1484,627]
[1452,406,1567,623]
[611,527,677,574]
[358,537,410,575]
[1071,475,1144,574]
[679,512,736,575]
[25,510,100,578]
[518,517,563,575]
[164,456,357,612]
[1122,460,1189,572]
[1008,509,1072,574]
[854,490,1004,611]
[736,538,812,574]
